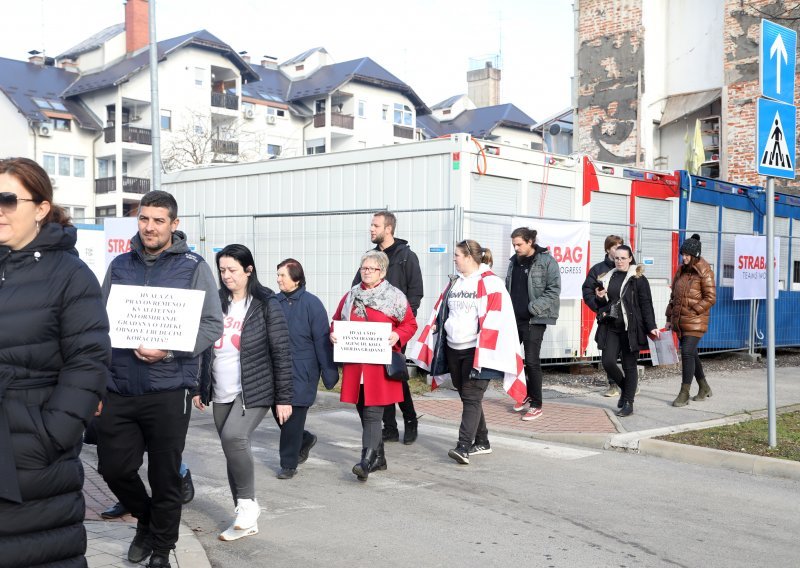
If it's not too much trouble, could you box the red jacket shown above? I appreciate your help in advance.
[332,287,418,406]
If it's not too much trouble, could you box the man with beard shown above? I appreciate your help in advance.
[353,211,423,444]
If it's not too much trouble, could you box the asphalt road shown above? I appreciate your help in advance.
[180,402,800,568]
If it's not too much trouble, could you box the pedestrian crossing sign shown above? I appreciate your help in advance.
[757,97,796,179]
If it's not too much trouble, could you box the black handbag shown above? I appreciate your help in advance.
[385,351,409,382]
[597,299,621,323]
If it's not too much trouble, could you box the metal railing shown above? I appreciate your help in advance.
[393,124,414,139]
[212,139,239,155]
[94,176,151,194]
[211,92,239,110]
[313,112,355,129]
[104,126,152,145]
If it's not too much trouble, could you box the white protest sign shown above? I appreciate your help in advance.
[104,217,138,268]
[333,321,392,364]
[733,235,780,300]
[75,225,106,283]
[511,217,589,299]
[107,285,206,351]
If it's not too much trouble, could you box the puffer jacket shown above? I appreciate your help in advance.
[0,223,110,567]
[198,285,293,407]
[665,257,716,338]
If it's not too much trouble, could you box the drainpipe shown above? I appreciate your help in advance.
[29,120,38,160]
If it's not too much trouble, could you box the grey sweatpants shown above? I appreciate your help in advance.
[213,395,268,504]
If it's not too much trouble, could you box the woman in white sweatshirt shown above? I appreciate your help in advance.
[425,239,520,465]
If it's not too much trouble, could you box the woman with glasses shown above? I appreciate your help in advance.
[594,245,659,417]
[0,158,110,565]
[331,250,417,481]
[665,234,716,407]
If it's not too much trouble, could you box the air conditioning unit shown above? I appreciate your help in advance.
[38,122,54,137]
[49,176,57,188]
[243,108,255,119]
[130,115,142,122]
[266,115,277,125]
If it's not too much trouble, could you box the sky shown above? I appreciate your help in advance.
[0,0,574,121]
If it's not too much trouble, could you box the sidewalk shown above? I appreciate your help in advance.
[414,364,800,479]
[81,447,210,568]
[81,365,800,565]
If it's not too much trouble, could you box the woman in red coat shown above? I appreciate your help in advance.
[332,250,417,481]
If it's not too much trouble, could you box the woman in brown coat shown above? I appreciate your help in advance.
[665,234,716,406]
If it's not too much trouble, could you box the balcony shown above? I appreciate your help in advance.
[393,124,414,139]
[212,139,239,155]
[313,112,354,130]
[104,126,152,145]
[94,176,151,195]
[211,92,239,111]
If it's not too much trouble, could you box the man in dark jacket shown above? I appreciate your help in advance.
[97,191,223,568]
[505,227,560,422]
[352,211,423,444]
[581,234,628,397]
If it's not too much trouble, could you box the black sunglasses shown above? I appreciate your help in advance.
[0,192,37,211]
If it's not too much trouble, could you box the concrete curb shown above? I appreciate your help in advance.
[175,523,212,568]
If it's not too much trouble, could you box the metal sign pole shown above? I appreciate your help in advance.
[766,176,776,447]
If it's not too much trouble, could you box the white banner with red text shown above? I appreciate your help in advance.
[733,235,780,300]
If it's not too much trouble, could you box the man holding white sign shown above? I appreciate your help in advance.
[96,191,223,568]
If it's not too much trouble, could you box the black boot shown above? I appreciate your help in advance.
[616,400,633,417]
[371,443,387,473]
[403,419,418,445]
[382,426,399,442]
[352,448,378,481]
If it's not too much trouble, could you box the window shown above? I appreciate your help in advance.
[72,207,85,222]
[195,67,205,87]
[295,64,304,71]
[33,97,51,108]
[58,156,71,176]
[73,158,85,178]
[43,154,55,175]
[267,144,282,156]
[442,109,451,115]
[393,103,412,126]
[95,206,116,218]
[315,99,326,114]
[54,118,71,131]
[382,105,388,121]
[161,109,172,131]
[305,141,325,155]
[358,100,366,118]
[276,109,285,117]
[194,125,204,136]
[50,101,67,112]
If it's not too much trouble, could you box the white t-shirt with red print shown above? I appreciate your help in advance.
[212,297,249,403]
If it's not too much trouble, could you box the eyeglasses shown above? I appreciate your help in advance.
[359,266,381,273]
[613,256,631,261]
[0,192,37,212]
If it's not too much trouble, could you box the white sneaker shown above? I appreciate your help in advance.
[219,522,259,541]
[233,498,261,530]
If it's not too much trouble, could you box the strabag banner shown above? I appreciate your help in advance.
[511,217,589,299]
[733,235,780,300]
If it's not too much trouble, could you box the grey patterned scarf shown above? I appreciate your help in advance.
[342,280,408,322]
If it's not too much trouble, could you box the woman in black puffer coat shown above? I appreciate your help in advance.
[0,158,110,567]
[194,244,292,542]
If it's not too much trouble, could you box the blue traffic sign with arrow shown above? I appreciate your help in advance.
[760,19,797,104]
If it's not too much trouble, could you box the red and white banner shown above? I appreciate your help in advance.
[733,235,780,300]
[104,217,138,268]
[511,217,589,299]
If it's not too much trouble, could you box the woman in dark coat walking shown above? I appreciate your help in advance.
[665,234,716,406]
[0,158,110,567]
[194,244,293,542]
[594,245,659,417]
[274,258,339,479]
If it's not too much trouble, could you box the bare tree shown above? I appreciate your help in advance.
[161,109,266,172]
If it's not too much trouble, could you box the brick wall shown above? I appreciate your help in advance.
[724,0,800,192]
[576,0,643,164]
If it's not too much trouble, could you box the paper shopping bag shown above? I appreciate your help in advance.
[647,329,679,366]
